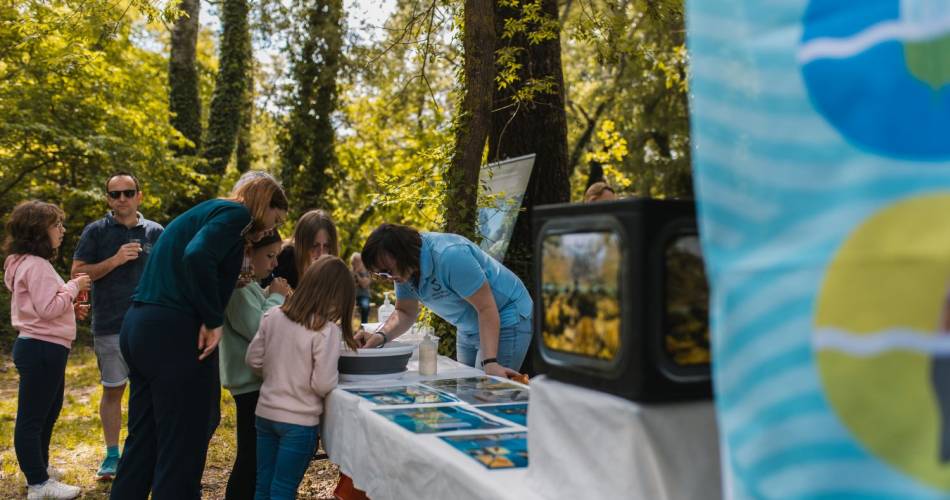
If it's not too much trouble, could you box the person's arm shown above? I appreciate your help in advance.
[25,261,87,320]
[311,323,342,397]
[464,282,519,377]
[245,314,268,375]
[181,205,251,330]
[440,245,520,377]
[355,297,419,348]
[71,224,141,281]
[72,245,141,282]
[224,287,283,342]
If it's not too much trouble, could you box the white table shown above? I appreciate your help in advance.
[322,356,544,500]
[525,376,722,500]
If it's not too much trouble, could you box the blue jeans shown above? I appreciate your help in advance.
[456,316,532,371]
[255,417,318,500]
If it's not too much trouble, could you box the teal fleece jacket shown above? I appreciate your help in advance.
[220,282,285,395]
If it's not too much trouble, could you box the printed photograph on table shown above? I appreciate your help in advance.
[440,432,529,470]
[422,376,529,405]
[344,385,458,405]
[475,403,528,426]
[373,405,511,434]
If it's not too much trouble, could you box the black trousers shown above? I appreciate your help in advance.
[111,303,221,500]
[225,390,259,500]
[13,337,68,486]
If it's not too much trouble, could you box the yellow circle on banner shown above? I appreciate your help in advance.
[816,193,950,489]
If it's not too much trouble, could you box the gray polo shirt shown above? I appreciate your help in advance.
[73,212,164,336]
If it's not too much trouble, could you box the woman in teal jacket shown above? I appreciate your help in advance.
[111,176,288,500]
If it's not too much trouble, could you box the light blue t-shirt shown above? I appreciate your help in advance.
[395,232,532,334]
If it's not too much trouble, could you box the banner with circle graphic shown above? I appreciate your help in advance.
[687,0,950,497]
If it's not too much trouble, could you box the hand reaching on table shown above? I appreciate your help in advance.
[483,361,519,378]
[355,328,385,348]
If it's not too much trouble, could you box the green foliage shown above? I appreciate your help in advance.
[327,0,458,257]
[279,0,345,216]
[203,0,252,191]
[0,0,216,340]
[563,0,692,199]
[494,0,560,106]
[169,0,203,155]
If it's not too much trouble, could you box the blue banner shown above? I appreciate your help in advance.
[687,0,950,497]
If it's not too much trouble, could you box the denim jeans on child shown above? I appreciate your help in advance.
[255,416,319,500]
[456,316,532,371]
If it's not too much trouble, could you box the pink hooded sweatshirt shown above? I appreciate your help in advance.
[4,254,79,349]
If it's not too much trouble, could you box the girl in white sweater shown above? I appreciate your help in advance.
[246,255,358,500]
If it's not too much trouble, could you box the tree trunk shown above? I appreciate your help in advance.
[235,44,255,173]
[202,0,252,196]
[489,0,571,283]
[281,0,343,214]
[168,0,202,156]
[443,0,495,240]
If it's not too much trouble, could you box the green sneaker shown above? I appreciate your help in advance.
[96,455,118,481]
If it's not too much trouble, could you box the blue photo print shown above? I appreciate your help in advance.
[477,403,528,426]
[373,405,511,434]
[440,432,529,469]
[421,376,529,404]
[345,385,458,405]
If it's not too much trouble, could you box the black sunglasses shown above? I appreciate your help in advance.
[108,190,137,199]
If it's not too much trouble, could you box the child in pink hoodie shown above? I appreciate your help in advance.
[3,200,90,500]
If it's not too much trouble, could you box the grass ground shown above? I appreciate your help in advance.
[0,345,340,499]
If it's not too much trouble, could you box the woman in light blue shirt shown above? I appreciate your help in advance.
[356,224,532,377]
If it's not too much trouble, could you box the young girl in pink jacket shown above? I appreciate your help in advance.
[246,255,358,499]
[3,201,90,500]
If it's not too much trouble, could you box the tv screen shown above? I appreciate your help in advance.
[532,198,712,402]
[662,233,710,372]
[540,230,622,363]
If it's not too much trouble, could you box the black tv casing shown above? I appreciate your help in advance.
[531,198,712,403]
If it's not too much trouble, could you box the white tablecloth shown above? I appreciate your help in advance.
[525,376,722,500]
[322,356,545,500]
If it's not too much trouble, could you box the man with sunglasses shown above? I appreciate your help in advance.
[71,172,163,481]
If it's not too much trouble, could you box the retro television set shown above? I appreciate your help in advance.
[532,198,712,402]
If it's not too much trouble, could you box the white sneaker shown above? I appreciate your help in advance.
[26,479,80,500]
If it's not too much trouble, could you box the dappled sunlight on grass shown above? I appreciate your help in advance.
[0,343,339,499]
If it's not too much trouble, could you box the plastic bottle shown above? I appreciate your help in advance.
[377,291,395,325]
[419,329,438,376]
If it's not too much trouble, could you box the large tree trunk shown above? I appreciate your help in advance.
[281,0,343,214]
[235,62,254,174]
[168,0,202,156]
[202,0,252,196]
[443,0,496,240]
[489,0,569,375]
[489,0,571,283]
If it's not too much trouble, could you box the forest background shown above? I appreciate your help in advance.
[0,0,691,349]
